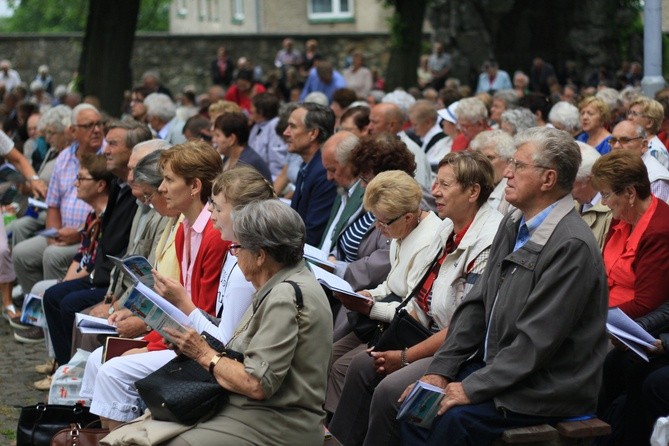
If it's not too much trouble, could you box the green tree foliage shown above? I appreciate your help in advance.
[1,0,169,32]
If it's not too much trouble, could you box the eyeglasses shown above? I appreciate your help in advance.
[506,158,552,173]
[229,243,244,256]
[75,176,96,182]
[359,175,373,185]
[142,191,156,205]
[374,213,403,229]
[600,190,617,201]
[627,110,648,119]
[608,136,643,147]
[75,121,103,132]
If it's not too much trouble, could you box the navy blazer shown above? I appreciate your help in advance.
[291,149,337,246]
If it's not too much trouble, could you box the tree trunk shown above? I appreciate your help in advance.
[385,0,428,91]
[78,0,140,117]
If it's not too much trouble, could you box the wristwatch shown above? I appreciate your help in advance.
[30,175,40,181]
[401,348,410,368]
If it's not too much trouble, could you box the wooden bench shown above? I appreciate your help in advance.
[493,418,611,445]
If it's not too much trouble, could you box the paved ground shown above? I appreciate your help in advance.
[0,318,345,445]
[0,318,49,445]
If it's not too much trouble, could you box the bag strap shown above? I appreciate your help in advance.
[395,247,445,313]
[283,280,304,317]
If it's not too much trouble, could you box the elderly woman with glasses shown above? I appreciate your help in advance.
[626,96,669,169]
[105,200,333,445]
[324,169,442,416]
[591,150,669,319]
[329,152,504,446]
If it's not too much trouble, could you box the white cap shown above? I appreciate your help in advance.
[437,100,459,124]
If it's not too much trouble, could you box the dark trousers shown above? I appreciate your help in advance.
[596,348,669,446]
[400,360,563,446]
[43,278,106,365]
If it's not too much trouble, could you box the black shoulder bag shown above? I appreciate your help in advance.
[370,250,444,352]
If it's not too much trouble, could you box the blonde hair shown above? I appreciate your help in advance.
[578,96,611,124]
[212,166,276,207]
[159,140,223,203]
[629,96,664,134]
[363,170,422,217]
[208,100,242,117]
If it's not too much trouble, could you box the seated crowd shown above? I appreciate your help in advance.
[2,48,669,446]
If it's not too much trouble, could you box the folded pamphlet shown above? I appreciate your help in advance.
[397,380,445,428]
[607,307,658,361]
[308,263,372,301]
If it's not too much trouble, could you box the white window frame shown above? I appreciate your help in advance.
[231,0,245,23]
[308,0,354,21]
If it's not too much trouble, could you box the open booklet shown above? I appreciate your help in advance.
[308,263,372,301]
[121,282,191,343]
[607,307,658,361]
[75,313,118,335]
[107,255,155,289]
[303,244,336,271]
[396,380,445,428]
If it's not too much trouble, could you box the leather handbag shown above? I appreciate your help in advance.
[135,280,304,426]
[50,423,109,446]
[347,293,402,343]
[134,331,244,425]
[372,307,432,352]
[17,403,100,446]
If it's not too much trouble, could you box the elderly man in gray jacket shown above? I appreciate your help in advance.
[400,127,608,446]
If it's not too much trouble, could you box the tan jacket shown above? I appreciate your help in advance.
[577,200,612,251]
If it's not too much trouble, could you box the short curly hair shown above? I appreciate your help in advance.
[348,132,417,178]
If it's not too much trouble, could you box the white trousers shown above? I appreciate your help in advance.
[80,346,176,422]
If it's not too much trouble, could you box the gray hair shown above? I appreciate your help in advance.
[71,103,100,124]
[455,97,488,123]
[106,119,153,149]
[334,132,359,165]
[133,138,171,154]
[38,105,72,132]
[470,129,515,160]
[303,91,329,106]
[514,127,581,193]
[493,89,520,109]
[548,101,581,134]
[232,200,305,266]
[595,87,621,114]
[144,93,177,122]
[133,149,165,188]
[500,108,537,135]
[382,89,416,115]
[575,141,601,181]
[299,102,335,144]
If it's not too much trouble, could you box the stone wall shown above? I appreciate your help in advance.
[0,33,391,97]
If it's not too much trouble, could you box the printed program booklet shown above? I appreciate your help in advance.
[107,254,155,289]
[396,380,445,428]
[303,244,336,271]
[121,282,191,343]
[308,263,372,301]
[75,313,118,335]
[607,307,658,361]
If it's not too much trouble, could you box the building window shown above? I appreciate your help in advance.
[176,0,188,18]
[308,0,353,20]
[232,0,245,23]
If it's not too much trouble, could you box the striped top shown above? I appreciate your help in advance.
[338,211,376,262]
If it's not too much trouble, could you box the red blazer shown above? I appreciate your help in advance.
[610,198,669,319]
[146,219,230,351]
